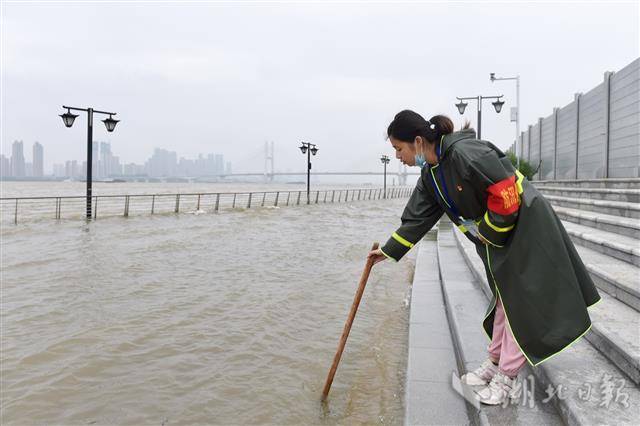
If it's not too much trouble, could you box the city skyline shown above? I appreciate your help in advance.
[1,139,232,179]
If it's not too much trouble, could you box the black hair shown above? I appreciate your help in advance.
[386,110,470,144]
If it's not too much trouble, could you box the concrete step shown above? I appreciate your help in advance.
[561,221,640,267]
[451,226,640,425]
[543,194,640,219]
[404,229,470,426]
[453,228,640,386]
[453,224,640,386]
[573,243,640,312]
[533,178,640,190]
[552,206,640,239]
[583,291,640,385]
[436,220,564,425]
[538,186,640,203]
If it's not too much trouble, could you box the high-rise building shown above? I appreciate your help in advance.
[145,148,178,177]
[92,141,99,178]
[1,155,10,177]
[53,163,65,178]
[123,163,145,176]
[111,155,122,176]
[33,142,44,177]
[207,154,215,175]
[100,142,112,177]
[10,140,26,177]
[215,154,224,175]
[65,160,79,178]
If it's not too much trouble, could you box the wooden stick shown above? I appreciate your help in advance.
[321,242,379,401]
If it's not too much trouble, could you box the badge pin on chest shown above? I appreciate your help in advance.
[456,185,463,192]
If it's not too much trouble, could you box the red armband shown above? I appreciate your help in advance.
[487,175,520,215]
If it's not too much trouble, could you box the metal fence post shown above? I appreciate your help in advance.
[286,192,290,206]
[603,71,613,178]
[215,193,220,212]
[14,199,18,224]
[527,124,532,162]
[232,193,236,208]
[315,190,319,204]
[323,191,327,203]
[332,190,335,202]
[124,195,130,217]
[197,194,201,211]
[94,196,98,219]
[175,194,180,213]
[296,191,301,205]
[574,93,582,179]
[553,107,559,180]
[538,118,543,178]
[262,192,266,207]
[55,197,60,219]
[275,192,279,207]
[151,195,155,214]
[247,193,252,209]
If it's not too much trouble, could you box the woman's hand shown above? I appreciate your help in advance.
[368,248,388,265]
[478,234,489,245]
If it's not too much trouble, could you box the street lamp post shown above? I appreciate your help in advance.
[59,105,119,219]
[299,141,318,204]
[380,155,390,199]
[490,73,521,168]
[454,94,504,140]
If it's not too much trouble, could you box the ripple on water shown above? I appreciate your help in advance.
[2,197,415,425]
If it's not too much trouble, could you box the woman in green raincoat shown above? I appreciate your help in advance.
[368,110,601,406]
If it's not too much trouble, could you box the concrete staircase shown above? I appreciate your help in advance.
[404,178,640,425]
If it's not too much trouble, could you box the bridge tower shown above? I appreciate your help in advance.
[398,163,408,186]
[264,141,275,182]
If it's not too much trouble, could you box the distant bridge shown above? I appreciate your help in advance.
[195,171,420,185]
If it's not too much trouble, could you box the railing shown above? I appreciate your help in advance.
[0,186,413,224]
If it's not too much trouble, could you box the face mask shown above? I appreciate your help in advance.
[414,141,427,168]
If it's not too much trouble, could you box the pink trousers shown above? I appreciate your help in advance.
[487,295,527,378]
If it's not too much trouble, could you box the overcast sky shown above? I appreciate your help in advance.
[1,1,638,174]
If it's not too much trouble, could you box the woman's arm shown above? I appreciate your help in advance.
[377,172,444,262]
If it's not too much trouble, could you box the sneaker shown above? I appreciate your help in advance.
[475,371,518,406]
[460,358,498,386]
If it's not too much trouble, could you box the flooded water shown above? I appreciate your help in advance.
[1,182,416,425]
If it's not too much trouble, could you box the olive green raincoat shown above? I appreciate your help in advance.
[381,128,601,366]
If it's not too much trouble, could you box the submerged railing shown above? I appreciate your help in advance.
[1,186,412,224]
